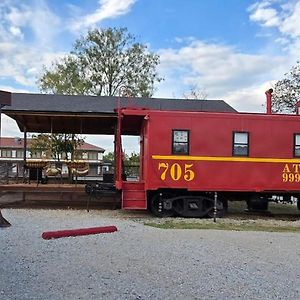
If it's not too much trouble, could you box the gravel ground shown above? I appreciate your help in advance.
[1,208,300,300]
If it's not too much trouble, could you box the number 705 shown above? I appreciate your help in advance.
[158,162,195,182]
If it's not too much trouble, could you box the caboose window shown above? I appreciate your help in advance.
[172,130,189,155]
[294,134,300,157]
[233,132,249,156]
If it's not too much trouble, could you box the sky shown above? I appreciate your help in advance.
[1,0,300,153]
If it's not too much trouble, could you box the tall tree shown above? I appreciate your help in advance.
[272,61,300,113]
[39,27,162,97]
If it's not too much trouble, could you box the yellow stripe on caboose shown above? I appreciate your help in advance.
[152,155,300,164]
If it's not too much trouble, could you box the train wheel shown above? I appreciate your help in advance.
[149,192,175,218]
[297,199,300,210]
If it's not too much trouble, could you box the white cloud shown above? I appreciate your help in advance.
[224,81,277,113]
[0,1,66,88]
[9,26,23,39]
[249,0,300,38]
[5,6,32,27]
[280,1,300,38]
[3,2,62,46]
[155,1,300,112]
[249,1,281,27]
[69,0,137,32]
[0,41,66,87]
[157,40,286,111]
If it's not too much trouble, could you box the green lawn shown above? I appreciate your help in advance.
[145,220,300,233]
[144,202,300,233]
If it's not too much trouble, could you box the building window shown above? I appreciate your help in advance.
[16,150,23,158]
[172,130,189,155]
[294,134,300,157]
[1,149,12,158]
[88,152,98,160]
[31,151,41,159]
[233,132,249,156]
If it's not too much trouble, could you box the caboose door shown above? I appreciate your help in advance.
[115,109,148,210]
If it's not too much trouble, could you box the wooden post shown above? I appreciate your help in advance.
[23,128,27,183]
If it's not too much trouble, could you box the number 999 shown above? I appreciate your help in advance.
[282,173,300,182]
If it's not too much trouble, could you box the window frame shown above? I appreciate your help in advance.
[294,133,300,157]
[16,150,23,158]
[232,131,249,157]
[1,149,12,158]
[31,151,42,159]
[88,151,98,160]
[172,129,190,155]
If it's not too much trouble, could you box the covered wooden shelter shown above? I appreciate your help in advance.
[0,90,236,136]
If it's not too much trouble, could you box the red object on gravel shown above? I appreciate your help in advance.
[42,225,117,240]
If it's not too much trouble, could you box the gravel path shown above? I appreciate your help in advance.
[1,208,300,300]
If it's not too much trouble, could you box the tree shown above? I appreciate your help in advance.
[29,133,84,161]
[29,134,52,159]
[183,85,208,100]
[102,151,140,177]
[272,61,300,113]
[103,151,115,163]
[39,27,162,97]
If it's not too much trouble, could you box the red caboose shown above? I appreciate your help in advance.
[115,100,300,217]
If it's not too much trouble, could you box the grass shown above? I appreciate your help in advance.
[144,221,300,233]
[143,202,300,233]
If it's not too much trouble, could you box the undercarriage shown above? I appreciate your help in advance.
[149,191,225,218]
[148,190,300,218]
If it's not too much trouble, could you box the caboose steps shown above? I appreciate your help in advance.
[122,182,147,210]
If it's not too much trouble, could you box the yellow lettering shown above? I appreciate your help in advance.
[293,164,300,173]
[289,173,295,182]
[283,173,288,182]
[158,162,196,182]
[158,162,169,181]
[283,164,291,173]
[170,163,182,181]
[184,164,195,181]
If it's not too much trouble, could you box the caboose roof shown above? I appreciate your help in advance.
[0,91,236,134]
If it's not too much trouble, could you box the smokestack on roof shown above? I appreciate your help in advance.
[265,88,273,115]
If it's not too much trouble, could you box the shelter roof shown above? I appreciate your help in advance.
[0,91,237,135]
